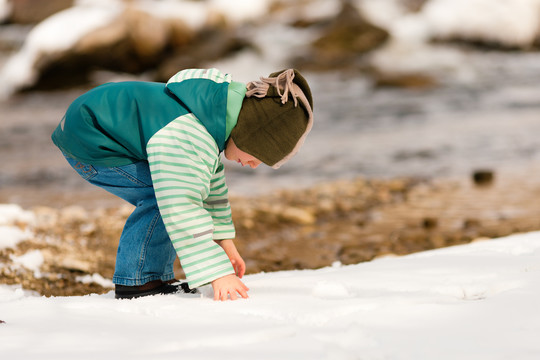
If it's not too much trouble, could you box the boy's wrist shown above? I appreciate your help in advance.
[216,238,234,249]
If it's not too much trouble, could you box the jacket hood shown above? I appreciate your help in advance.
[165,69,231,152]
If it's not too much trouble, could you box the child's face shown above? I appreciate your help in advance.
[224,139,262,169]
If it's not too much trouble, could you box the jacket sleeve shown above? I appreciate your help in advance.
[204,161,236,240]
[146,114,235,288]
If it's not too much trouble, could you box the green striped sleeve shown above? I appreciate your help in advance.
[204,162,235,240]
[147,114,234,288]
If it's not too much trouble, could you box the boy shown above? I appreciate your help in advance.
[51,68,313,301]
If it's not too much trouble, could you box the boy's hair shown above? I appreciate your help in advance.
[231,69,314,169]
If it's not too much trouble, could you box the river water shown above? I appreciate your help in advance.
[1,48,540,208]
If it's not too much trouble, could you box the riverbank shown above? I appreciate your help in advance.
[2,168,540,296]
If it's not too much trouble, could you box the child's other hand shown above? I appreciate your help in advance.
[211,274,249,301]
[217,239,246,278]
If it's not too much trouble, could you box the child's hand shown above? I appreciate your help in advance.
[211,274,249,301]
[217,239,246,278]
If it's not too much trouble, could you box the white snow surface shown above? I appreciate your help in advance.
[1,231,540,359]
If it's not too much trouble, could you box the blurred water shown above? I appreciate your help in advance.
[1,49,540,205]
[225,50,540,194]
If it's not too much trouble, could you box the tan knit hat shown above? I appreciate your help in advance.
[230,69,314,169]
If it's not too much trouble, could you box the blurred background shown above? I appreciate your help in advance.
[2,0,540,295]
[2,0,540,207]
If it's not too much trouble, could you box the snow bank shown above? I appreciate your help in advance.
[360,0,540,47]
[362,0,540,81]
[424,0,540,47]
[1,231,539,359]
[0,2,122,99]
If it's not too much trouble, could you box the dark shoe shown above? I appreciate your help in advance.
[115,279,196,299]
[169,281,198,294]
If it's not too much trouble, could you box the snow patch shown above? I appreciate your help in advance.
[0,204,35,250]
[76,273,114,288]
[0,2,123,98]
[423,0,540,47]
[10,250,44,277]
[0,204,34,226]
[0,226,32,250]
[0,232,540,359]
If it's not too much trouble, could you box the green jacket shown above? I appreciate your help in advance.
[52,68,245,165]
[52,68,247,288]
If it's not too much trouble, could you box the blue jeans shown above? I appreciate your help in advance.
[64,155,176,286]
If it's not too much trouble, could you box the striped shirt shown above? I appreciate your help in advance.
[147,113,235,288]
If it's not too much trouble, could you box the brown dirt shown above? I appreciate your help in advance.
[2,170,540,297]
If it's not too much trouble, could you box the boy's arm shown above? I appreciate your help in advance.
[147,115,236,289]
[203,161,236,241]
[217,239,246,278]
[205,162,249,300]
[211,239,248,300]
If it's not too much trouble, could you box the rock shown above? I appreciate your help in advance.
[20,4,250,91]
[9,0,74,24]
[472,169,495,187]
[74,6,173,63]
[155,26,251,82]
[374,72,437,89]
[60,257,92,273]
[422,217,438,229]
[59,206,87,224]
[294,1,389,71]
[32,206,59,230]
[280,207,316,225]
[32,7,185,89]
[463,218,481,230]
[400,0,429,13]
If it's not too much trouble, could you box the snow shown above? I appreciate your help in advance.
[0,0,11,22]
[75,273,114,288]
[0,204,34,250]
[133,0,209,28]
[0,2,122,98]
[359,0,540,47]
[209,0,272,23]
[360,0,540,80]
[9,249,43,273]
[0,226,31,250]
[423,0,540,47]
[0,0,275,98]
[0,203,34,225]
[1,227,540,359]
